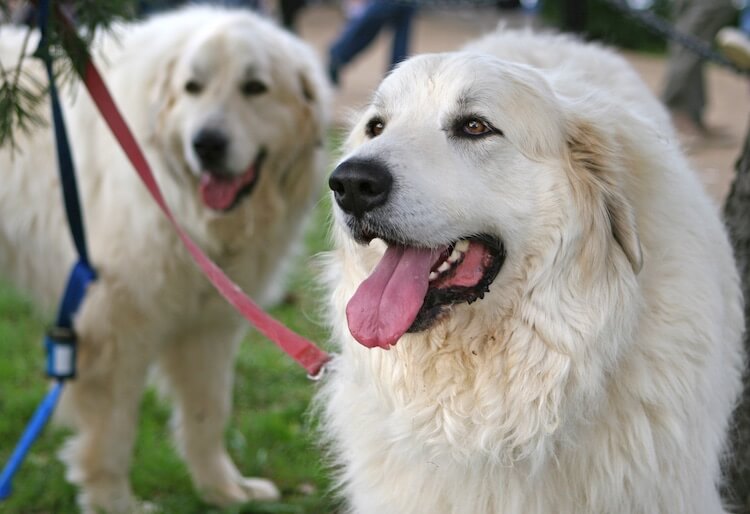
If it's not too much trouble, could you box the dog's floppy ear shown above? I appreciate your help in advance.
[603,186,643,274]
[567,120,643,274]
[148,55,178,134]
[292,66,331,147]
[298,70,317,103]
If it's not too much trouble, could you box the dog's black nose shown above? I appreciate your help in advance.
[329,159,393,217]
[193,129,227,167]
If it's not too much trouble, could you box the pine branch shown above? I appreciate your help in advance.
[0,22,47,151]
[0,0,137,151]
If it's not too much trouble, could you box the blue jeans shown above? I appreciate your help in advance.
[329,1,417,72]
[741,5,750,35]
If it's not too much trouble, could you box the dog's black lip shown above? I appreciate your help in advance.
[347,217,400,246]
[214,148,266,213]
[407,234,506,333]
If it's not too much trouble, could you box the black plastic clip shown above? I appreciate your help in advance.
[45,326,77,380]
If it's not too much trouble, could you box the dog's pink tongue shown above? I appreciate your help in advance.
[346,246,435,349]
[199,168,255,211]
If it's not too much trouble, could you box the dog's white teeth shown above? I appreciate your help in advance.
[455,240,470,252]
[432,242,469,281]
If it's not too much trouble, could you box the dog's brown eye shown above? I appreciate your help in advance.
[366,118,385,138]
[241,80,268,96]
[463,119,491,136]
[185,80,203,95]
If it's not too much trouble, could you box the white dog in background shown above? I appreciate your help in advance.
[0,7,329,513]
[321,30,744,514]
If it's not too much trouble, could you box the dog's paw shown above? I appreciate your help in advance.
[80,495,158,514]
[137,500,161,513]
[200,476,280,506]
[237,477,281,501]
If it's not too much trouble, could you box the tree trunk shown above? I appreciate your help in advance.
[723,117,750,513]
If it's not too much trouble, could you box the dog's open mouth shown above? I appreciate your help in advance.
[199,150,266,212]
[346,235,505,349]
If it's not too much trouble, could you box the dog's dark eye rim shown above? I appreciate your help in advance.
[365,117,385,138]
[241,79,268,96]
[451,115,503,138]
[185,80,203,94]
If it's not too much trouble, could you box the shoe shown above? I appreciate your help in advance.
[716,27,750,70]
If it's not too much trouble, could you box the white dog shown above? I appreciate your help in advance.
[0,7,329,513]
[320,30,744,514]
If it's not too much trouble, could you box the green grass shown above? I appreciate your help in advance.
[0,194,341,513]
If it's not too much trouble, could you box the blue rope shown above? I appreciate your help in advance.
[54,261,96,330]
[0,384,64,500]
[35,1,92,268]
[0,0,96,500]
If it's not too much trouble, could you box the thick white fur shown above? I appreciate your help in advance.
[0,7,329,513]
[320,30,744,514]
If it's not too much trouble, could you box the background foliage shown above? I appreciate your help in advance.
[541,0,672,52]
[0,0,136,149]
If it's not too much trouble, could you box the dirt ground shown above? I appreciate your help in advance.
[296,4,750,204]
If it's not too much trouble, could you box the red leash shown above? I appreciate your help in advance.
[54,8,330,377]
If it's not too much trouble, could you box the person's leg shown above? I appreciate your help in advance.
[280,0,306,30]
[741,5,750,35]
[329,1,403,81]
[388,4,416,70]
[662,0,735,126]
[331,4,384,66]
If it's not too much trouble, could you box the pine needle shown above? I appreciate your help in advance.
[0,0,136,150]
